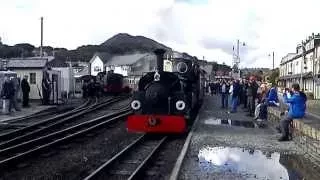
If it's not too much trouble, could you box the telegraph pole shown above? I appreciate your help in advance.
[40,17,43,57]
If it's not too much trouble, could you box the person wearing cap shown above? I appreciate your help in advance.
[277,83,306,141]
[21,75,30,107]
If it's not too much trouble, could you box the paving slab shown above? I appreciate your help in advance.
[0,102,55,123]
[177,95,320,180]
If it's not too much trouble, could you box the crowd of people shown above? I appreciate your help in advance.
[1,75,30,115]
[207,77,307,142]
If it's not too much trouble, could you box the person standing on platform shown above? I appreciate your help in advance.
[220,80,229,109]
[21,75,30,107]
[230,80,240,113]
[246,77,258,117]
[10,77,21,111]
[42,71,51,105]
[242,79,248,109]
[1,77,14,114]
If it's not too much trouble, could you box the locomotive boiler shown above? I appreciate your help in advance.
[126,49,205,133]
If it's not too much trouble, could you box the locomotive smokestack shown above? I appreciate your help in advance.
[154,49,166,72]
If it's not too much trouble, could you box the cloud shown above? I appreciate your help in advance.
[1,0,320,68]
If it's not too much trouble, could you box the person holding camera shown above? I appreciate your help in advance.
[278,83,307,141]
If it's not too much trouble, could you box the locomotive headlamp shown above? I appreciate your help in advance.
[176,100,186,111]
[177,62,188,73]
[131,100,141,110]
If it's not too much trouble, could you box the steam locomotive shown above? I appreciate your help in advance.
[127,49,205,133]
[97,71,131,95]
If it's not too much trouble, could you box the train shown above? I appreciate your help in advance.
[127,49,205,133]
[98,71,131,95]
[80,71,131,97]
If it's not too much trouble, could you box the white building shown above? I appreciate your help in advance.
[47,59,75,98]
[105,53,153,76]
[104,53,157,90]
[7,57,62,101]
[279,33,320,99]
[89,53,112,76]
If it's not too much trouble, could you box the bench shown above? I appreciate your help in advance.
[267,106,320,158]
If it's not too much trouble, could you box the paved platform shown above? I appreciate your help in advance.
[0,101,55,123]
[174,95,320,180]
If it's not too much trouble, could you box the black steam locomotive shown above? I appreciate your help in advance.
[127,49,205,133]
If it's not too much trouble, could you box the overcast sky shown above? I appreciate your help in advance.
[1,0,319,68]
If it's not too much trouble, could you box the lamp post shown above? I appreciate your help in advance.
[232,39,246,78]
[300,43,306,89]
[268,51,275,70]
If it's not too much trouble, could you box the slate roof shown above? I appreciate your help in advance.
[7,59,48,68]
[105,53,150,66]
[47,58,69,67]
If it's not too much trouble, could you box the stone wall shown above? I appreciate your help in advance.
[267,107,320,162]
[307,100,320,109]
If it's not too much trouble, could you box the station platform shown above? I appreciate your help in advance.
[0,101,56,123]
[172,95,320,180]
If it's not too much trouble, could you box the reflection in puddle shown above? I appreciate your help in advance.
[198,146,311,180]
[204,118,256,128]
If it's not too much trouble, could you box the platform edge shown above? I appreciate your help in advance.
[169,113,200,180]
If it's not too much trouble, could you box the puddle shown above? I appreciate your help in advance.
[204,118,256,128]
[198,146,319,180]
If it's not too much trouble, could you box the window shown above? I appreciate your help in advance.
[30,73,36,84]
[94,66,101,72]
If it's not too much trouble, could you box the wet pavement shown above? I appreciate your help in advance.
[179,95,320,180]
[0,102,55,122]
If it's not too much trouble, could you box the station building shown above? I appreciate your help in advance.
[279,33,320,99]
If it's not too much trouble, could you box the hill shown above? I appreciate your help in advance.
[0,33,173,62]
[54,33,172,62]
[101,33,171,54]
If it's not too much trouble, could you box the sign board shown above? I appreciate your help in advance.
[164,60,173,72]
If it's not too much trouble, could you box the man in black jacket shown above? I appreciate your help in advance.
[247,77,258,117]
[21,75,30,107]
[1,76,14,114]
[242,79,248,109]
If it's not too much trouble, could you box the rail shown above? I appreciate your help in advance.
[0,107,132,169]
[84,134,167,180]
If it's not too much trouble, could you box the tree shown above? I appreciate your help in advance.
[269,68,279,85]
[14,43,35,52]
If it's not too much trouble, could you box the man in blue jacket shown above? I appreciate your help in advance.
[230,80,240,113]
[278,83,307,141]
[266,83,279,106]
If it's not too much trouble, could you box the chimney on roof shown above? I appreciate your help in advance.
[312,33,315,38]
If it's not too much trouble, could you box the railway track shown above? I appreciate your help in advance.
[0,96,130,150]
[0,105,132,169]
[84,134,169,180]
[0,97,98,141]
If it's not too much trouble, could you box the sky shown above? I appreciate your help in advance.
[1,0,320,68]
